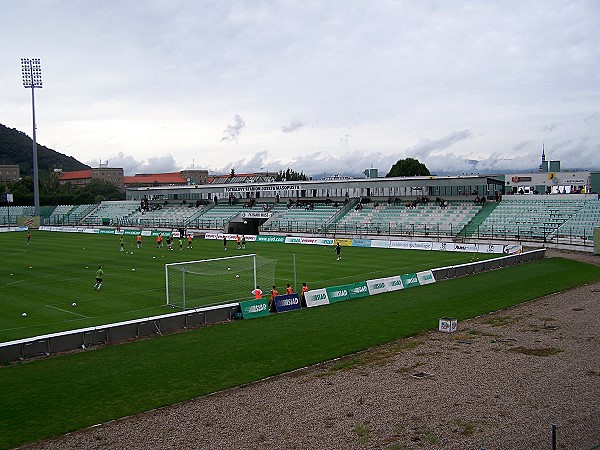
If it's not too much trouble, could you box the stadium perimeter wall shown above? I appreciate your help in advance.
[0,303,239,363]
[0,246,545,363]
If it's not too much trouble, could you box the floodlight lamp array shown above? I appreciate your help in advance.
[21,58,43,88]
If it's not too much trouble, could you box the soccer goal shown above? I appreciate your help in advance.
[165,254,277,309]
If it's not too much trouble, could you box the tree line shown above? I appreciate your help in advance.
[1,172,123,206]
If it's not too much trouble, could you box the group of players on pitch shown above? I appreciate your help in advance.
[154,233,194,251]
[252,282,310,311]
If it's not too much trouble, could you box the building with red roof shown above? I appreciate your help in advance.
[59,168,124,191]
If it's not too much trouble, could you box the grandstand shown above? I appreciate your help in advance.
[79,201,140,226]
[2,194,597,247]
[0,205,35,224]
[262,202,343,234]
[324,200,482,237]
[126,203,206,228]
[189,203,269,230]
[557,200,600,241]
[474,195,599,243]
[47,204,96,225]
[1,168,598,250]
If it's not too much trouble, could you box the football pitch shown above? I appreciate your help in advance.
[2,230,600,449]
[1,230,495,343]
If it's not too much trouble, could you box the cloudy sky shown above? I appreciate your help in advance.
[1,1,599,177]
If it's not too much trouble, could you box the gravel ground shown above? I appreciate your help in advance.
[23,250,600,450]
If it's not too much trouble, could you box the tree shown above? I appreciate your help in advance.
[275,168,308,181]
[386,158,430,177]
[79,179,123,202]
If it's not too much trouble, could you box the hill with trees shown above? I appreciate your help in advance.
[0,123,89,176]
[0,123,124,206]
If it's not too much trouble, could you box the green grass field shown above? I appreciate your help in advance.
[1,230,495,342]
[1,230,600,449]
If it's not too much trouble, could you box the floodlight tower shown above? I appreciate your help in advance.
[21,58,43,216]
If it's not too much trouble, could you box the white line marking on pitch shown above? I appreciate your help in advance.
[45,304,90,318]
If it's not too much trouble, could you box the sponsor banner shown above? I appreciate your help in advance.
[453,243,478,253]
[285,237,334,246]
[0,226,27,233]
[141,230,153,237]
[123,229,141,236]
[477,243,504,254]
[325,285,350,303]
[389,240,435,251]
[204,233,256,241]
[172,231,181,238]
[416,270,436,285]
[305,237,334,246]
[431,241,454,252]
[239,299,270,319]
[352,238,372,247]
[410,241,433,250]
[400,273,420,289]
[83,228,99,234]
[304,288,329,307]
[274,294,301,312]
[224,184,301,193]
[504,244,523,254]
[335,238,353,247]
[99,228,115,234]
[241,211,272,219]
[366,278,388,295]
[348,281,369,298]
[152,231,172,237]
[370,239,391,249]
[256,235,286,243]
[383,275,404,291]
[390,240,411,250]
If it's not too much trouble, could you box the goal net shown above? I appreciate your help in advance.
[165,253,277,309]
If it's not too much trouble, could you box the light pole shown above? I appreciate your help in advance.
[21,58,42,217]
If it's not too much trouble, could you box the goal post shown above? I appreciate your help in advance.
[165,254,277,309]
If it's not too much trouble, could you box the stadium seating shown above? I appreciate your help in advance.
[0,206,35,224]
[47,205,77,225]
[328,201,482,237]
[261,203,343,233]
[477,196,598,242]
[80,201,140,226]
[127,204,206,228]
[188,204,269,230]
[556,199,600,241]
[2,195,596,248]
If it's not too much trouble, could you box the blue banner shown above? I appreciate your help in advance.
[352,238,372,247]
[274,294,301,312]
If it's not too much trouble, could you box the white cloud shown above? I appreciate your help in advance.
[1,0,599,176]
[87,153,180,176]
[281,120,304,133]
[220,115,246,143]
